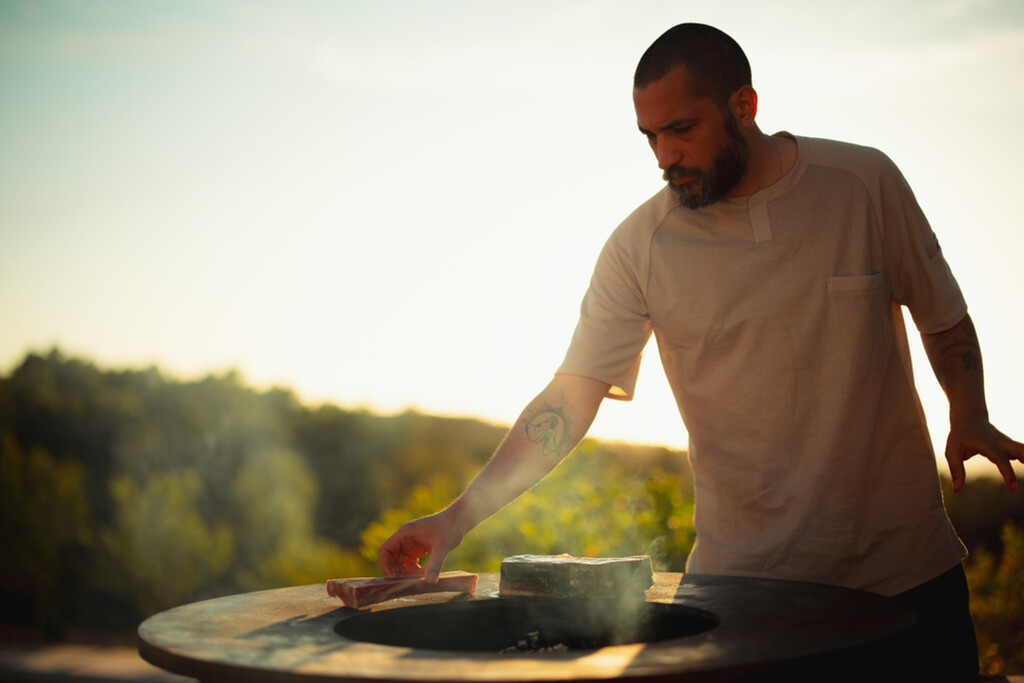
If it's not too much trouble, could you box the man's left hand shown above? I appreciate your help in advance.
[945,415,1024,492]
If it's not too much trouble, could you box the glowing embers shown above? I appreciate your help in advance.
[333,596,717,653]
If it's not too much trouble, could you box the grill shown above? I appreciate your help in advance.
[138,572,914,682]
[334,596,717,652]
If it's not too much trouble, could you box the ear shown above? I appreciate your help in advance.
[729,85,758,130]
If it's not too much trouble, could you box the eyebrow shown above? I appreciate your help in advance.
[638,116,700,136]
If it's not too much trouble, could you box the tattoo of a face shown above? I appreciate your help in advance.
[523,403,573,457]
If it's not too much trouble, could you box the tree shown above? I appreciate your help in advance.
[0,434,91,633]
[95,469,234,616]
[229,444,371,589]
[361,439,695,574]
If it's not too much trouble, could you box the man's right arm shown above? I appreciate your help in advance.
[378,373,611,582]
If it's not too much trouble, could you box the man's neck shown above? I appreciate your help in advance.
[727,129,792,199]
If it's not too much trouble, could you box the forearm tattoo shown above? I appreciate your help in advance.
[923,317,982,386]
[523,403,573,457]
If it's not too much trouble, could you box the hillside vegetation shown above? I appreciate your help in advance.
[1,350,1020,674]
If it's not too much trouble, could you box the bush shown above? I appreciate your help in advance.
[361,439,695,574]
[965,521,1024,675]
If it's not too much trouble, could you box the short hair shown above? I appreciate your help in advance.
[634,23,751,107]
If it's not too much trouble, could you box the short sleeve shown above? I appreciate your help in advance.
[556,223,654,400]
[875,156,967,334]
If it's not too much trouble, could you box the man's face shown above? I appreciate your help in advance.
[633,66,750,209]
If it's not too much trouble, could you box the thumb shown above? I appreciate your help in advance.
[423,547,449,584]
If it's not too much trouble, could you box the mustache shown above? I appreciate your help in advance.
[663,164,705,183]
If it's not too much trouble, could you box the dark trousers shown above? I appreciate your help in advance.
[891,563,979,681]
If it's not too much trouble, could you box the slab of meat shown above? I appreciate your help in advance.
[326,571,479,609]
[499,555,653,598]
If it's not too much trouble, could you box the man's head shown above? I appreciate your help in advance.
[633,24,755,209]
[634,23,751,112]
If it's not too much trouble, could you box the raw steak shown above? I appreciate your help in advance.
[499,555,653,598]
[327,571,479,609]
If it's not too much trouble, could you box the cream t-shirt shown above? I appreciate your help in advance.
[558,134,967,596]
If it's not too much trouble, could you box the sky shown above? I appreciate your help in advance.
[1,0,1022,478]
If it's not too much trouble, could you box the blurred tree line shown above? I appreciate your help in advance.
[0,351,692,636]
[1,350,1021,674]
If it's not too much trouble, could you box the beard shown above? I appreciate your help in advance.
[663,114,749,210]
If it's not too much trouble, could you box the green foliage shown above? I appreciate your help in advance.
[229,444,377,589]
[965,522,1024,676]
[252,538,375,590]
[360,475,465,566]
[0,351,149,525]
[361,440,695,573]
[95,470,234,615]
[292,407,503,547]
[231,446,316,563]
[0,351,375,629]
[0,434,91,631]
[368,411,505,510]
[1,345,1021,673]
[942,475,1024,551]
[0,350,514,631]
[292,405,384,547]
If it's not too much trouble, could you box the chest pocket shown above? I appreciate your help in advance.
[827,272,883,294]
[824,271,890,370]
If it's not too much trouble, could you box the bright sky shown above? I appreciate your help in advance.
[2,0,1022,478]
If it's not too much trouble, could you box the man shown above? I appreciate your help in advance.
[379,23,1022,678]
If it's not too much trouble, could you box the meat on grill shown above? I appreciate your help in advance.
[327,571,479,609]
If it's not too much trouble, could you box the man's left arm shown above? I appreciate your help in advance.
[921,313,1024,492]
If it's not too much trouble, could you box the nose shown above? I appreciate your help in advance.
[652,134,682,170]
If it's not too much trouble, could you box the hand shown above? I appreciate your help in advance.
[945,416,1024,493]
[378,510,465,584]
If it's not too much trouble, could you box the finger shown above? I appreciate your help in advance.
[945,444,967,493]
[980,434,1019,492]
[994,456,1018,493]
[379,540,401,577]
[992,434,1024,491]
[380,533,425,577]
[1008,439,1024,465]
[400,553,426,576]
[1011,447,1024,490]
[970,437,1017,492]
[423,547,449,584]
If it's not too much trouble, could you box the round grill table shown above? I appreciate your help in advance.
[138,572,914,682]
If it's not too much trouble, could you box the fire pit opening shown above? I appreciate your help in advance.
[334,597,718,653]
